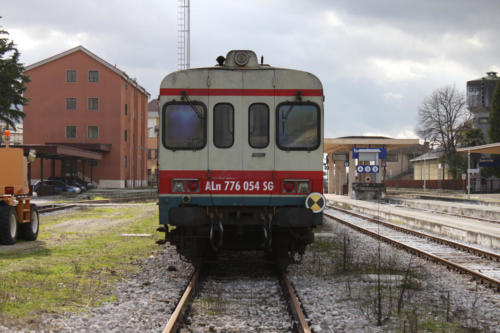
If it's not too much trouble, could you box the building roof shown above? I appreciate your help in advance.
[324,137,420,154]
[457,142,500,155]
[410,150,444,162]
[25,45,150,97]
[148,99,159,112]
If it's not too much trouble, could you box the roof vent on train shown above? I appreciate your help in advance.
[217,50,259,68]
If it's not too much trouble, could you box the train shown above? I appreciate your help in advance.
[157,50,325,265]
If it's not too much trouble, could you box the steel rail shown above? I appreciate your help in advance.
[162,268,200,333]
[327,205,500,262]
[280,269,311,333]
[324,210,500,292]
[37,196,156,214]
[38,204,77,213]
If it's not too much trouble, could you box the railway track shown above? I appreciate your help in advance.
[324,205,500,292]
[163,256,311,333]
[37,196,155,214]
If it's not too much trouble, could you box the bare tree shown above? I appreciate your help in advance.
[416,86,470,174]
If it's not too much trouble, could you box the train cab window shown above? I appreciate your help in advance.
[162,102,206,150]
[277,102,320,150]
[249,103,269,148]
[214,103,234,148]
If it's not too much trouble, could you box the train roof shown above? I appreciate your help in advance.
[160,50,322,90]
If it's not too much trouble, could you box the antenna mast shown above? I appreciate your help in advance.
[177,0,190,69]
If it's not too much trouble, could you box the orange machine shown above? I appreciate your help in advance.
[0,130,39,245]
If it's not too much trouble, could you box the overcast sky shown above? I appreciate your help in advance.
[3,0,499,139]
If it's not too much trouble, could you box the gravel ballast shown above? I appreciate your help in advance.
[2,213,500,332]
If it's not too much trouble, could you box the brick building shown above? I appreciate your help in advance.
[23,45,150,188]
[147,99,159,186]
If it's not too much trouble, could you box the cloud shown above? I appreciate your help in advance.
[1,0,499,138]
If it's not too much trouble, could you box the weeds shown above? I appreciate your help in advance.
[0,204,158,323]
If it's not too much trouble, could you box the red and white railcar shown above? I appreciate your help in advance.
[158,50,325,263]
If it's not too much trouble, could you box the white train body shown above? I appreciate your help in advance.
[158,50,325,262]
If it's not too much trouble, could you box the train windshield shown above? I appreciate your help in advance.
[277,103,320,150]
[163,103,206,150]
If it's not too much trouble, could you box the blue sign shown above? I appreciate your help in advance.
[352,147,387,159]
[356,165,380,173]
[478,158,500,167]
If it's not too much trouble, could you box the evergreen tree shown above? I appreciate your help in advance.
[489,81,500,143]
[0,24,30,130]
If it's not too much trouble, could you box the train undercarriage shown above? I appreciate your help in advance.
[158,205,318,266]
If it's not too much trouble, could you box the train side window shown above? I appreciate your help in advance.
[276,102,320,150]
[248,103,269,148]
[214,103,234,148]
[162,102,207,150]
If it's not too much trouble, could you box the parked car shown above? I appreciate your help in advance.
[48,177,87,192]
[33,180,81,196]
[67,177,94,191]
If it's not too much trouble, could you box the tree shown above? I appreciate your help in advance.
[489,81,500,143]
[416,86,469,178]
[0,23,30,130]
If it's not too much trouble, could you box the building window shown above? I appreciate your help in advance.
[88,98,99,111]
[125,104,128,115]
[124,156,128,168]
[134,108,137,119]
[66,70,76,82]
[66,126,76,138]
[124,129,128,142]
[88,70,99,82]
[88,126,99,138]
[479,117,489,124]
[148,149,152,160]
[66,98,77,110]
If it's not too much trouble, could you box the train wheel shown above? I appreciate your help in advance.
[0,206,18,245]
[19,205,39,241]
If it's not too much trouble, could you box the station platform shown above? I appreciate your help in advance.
[325,194,500,251]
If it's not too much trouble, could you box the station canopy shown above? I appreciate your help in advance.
[19,143,107,161]
[456,142,500,155]
[324,136,420,154]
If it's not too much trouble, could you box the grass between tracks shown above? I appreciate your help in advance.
[0,204,160,325]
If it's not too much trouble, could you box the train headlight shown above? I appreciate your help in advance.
[172,180,185,193]
[297,181,310,194]
[283,181,295,193]
[234,51,249,66]
[187,180,199,192]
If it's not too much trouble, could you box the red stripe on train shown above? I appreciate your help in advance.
[159,88,323,97]
[158,170,323,195]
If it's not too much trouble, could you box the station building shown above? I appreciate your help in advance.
[23,46,150,188]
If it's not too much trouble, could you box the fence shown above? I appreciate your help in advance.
[386,178,500,193]
[385,179,465,191]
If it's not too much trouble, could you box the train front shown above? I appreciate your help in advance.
[157,50,325,264]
